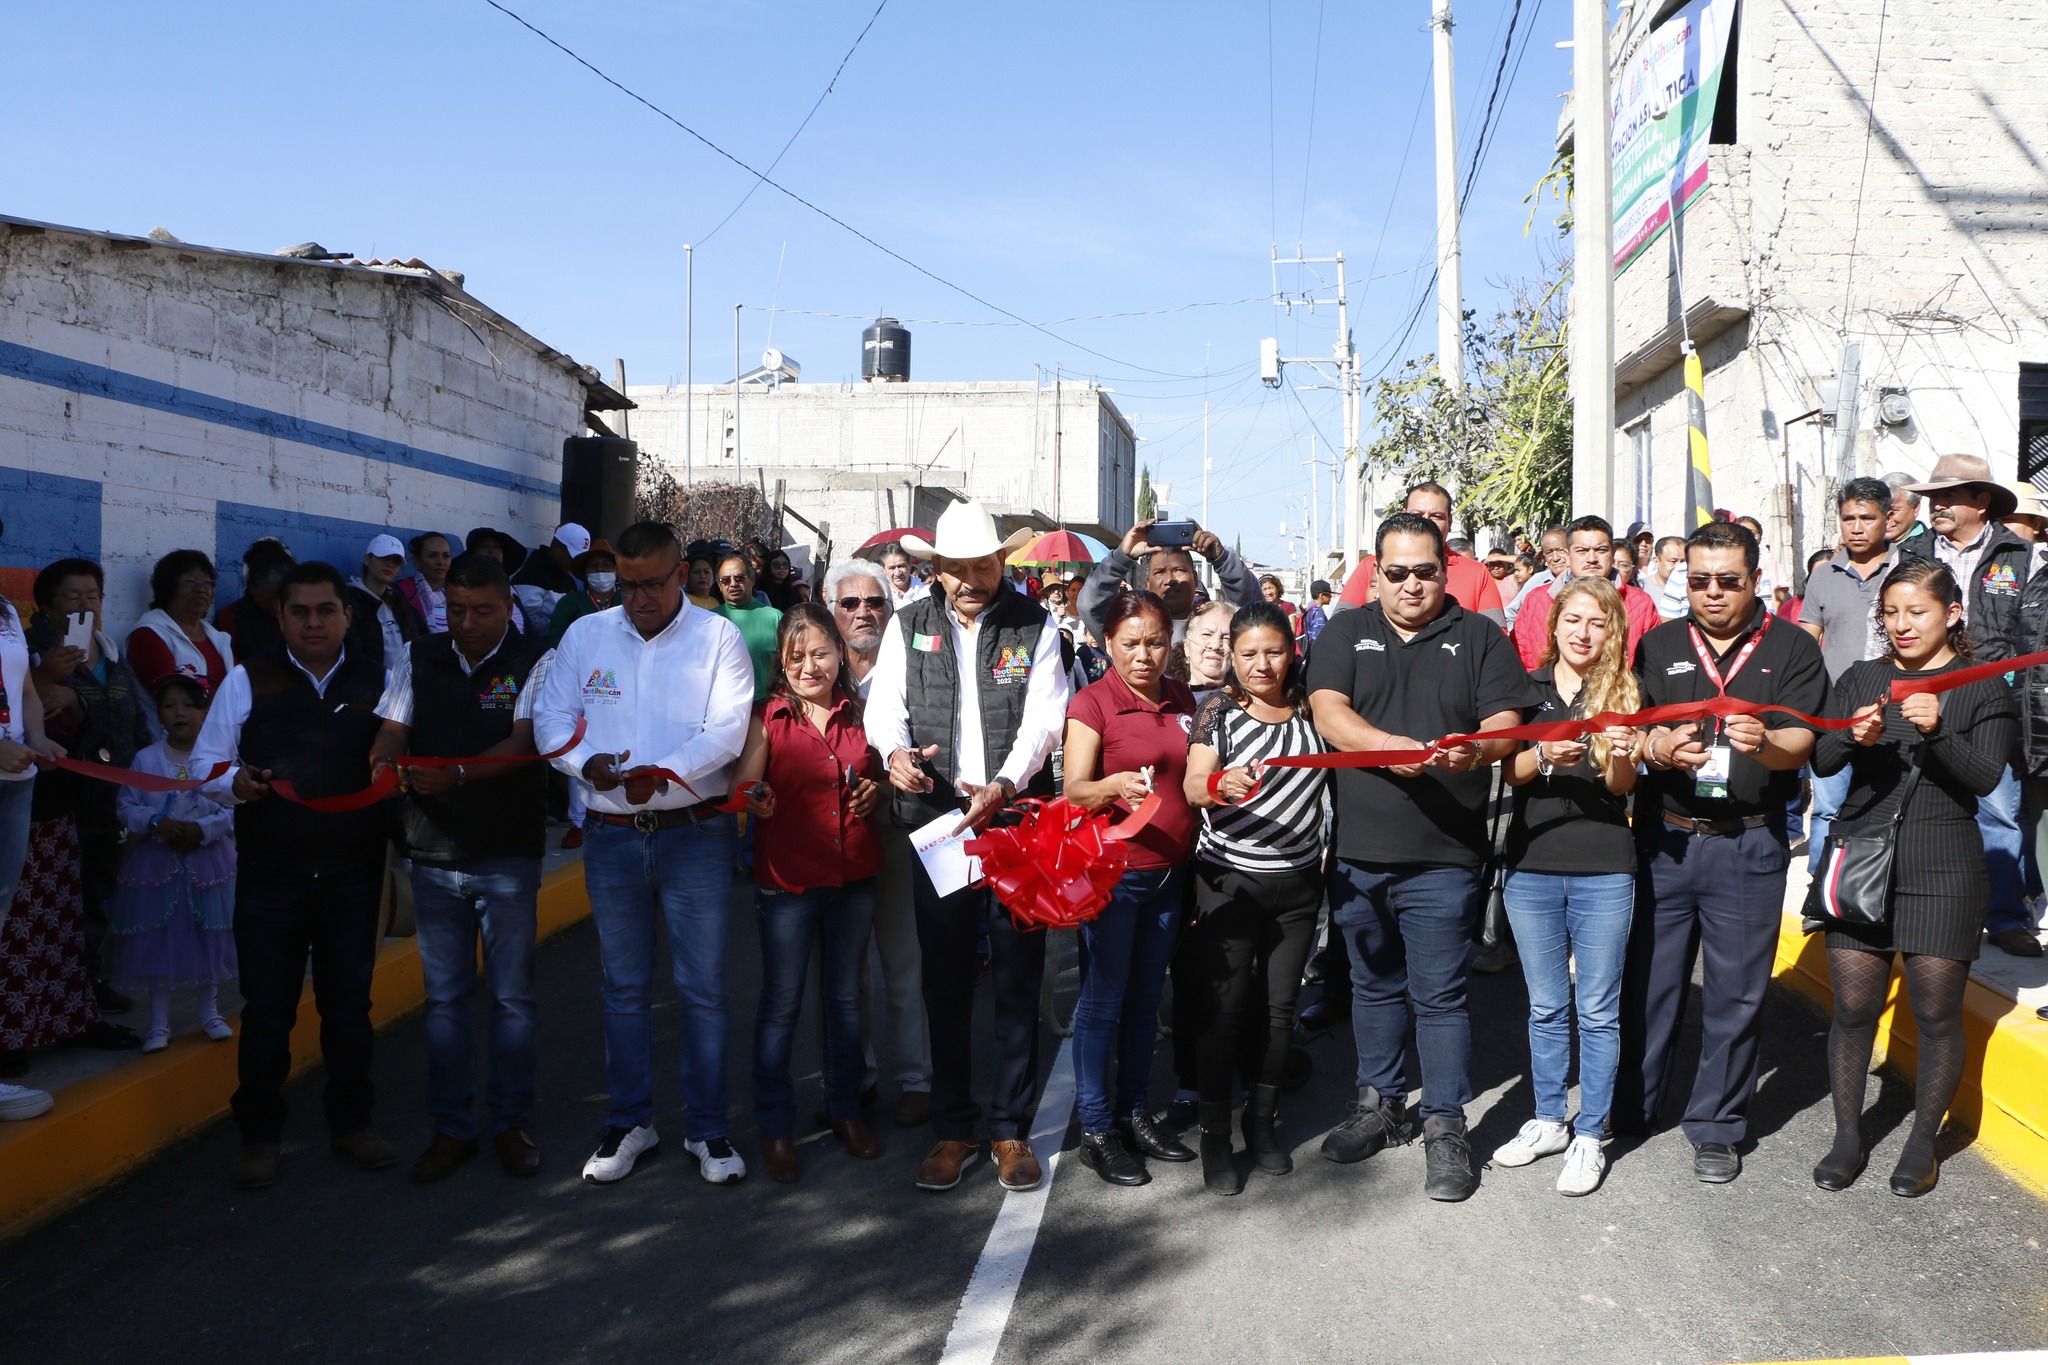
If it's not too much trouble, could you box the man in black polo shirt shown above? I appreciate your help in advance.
[1305,511,1537,1202]
[1620,519,1827,1184]
[191,562,396,1190]
[369,552,547,1184]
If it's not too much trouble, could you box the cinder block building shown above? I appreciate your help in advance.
[623,326,1137,550]
[1582,0,2048,580]
[0,215,626,622]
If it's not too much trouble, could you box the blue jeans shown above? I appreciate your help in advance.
[1501,870,1634,1138]
[1980,765,2029,934]
[411,857,541,1142]
[1332,860,1482,1122]
[581,813,738,1137]
[1072,865,1188,1133]
[0,774,33,922]
[1806,765,1853,875]
[752,878,876,1140]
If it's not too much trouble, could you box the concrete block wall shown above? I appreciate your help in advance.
[0,223,587,625]
[1603,0,2048,570]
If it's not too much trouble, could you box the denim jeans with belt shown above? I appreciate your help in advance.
[752,877,876,1140]
[1501,869,1634,1138]
[1072,865,1189,1133]
[410,856,541,1142]
[581,812,738,1138]
[1332,859,1483,1122]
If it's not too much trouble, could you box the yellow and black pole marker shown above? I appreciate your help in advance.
[1684,342,1714,528]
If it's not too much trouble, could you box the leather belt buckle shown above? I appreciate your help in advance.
[632,809,661,834]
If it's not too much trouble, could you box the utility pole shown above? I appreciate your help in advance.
[683,243,694,484]
[1432,0,1464,395]
[1305,431,1319,580]
[614,359,631,439]
[1571,0,1616,519]
[1053,366,1063,524]
[1201,397,1211,528]
[1265,249,1362,575]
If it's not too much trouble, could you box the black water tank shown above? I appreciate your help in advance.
[862,318,911,382]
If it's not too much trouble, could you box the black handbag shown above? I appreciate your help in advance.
[1805,741,1926,926]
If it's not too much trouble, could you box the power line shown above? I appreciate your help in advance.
[1295,0,1328,245]
[696,0,891,247]
[481,0,1208,380]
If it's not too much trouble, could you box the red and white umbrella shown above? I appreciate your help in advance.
[1008,530,1095,567]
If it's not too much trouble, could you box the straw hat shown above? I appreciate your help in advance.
[900,499,1035,561]
[1905,454,2019,519]
[2006,484,2048,525]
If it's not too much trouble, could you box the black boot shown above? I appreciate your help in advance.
[1423,1114,1477,1202]
[1120,1110,1195,1163]
[1078,1130,1149,1187]
[1198,1102,1240,1196]
[1243,1083,1290,1176]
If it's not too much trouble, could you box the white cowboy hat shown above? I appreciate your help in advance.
[900,499,1036,561]
[2007,483,2048,523]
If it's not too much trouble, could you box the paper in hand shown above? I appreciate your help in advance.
[910,809,981,897]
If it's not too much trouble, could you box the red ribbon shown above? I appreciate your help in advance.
[1263,648,2048,772]
[1205,769,1263,805]
[964,790,1162,930]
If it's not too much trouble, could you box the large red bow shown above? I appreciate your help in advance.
[965,792,1161,931]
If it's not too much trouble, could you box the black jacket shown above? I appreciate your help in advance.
[2012,547,2048,775]
[1952,523,2031,665]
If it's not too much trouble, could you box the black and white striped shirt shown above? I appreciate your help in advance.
[1190,692,1329,873]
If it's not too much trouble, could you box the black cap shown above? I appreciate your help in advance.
[1310,580,1332,596]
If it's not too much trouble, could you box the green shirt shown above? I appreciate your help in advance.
[717,600,783,700]
[547,591,615,648]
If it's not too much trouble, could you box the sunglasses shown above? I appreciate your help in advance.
[837,595,887,612]
[717,574,752,585]
[1686,573,1750,591]
[1380,563,1442,583]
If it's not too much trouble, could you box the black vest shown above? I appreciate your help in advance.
[890,584,1055,827]
[398,631,548,865]
[234,648,390,875]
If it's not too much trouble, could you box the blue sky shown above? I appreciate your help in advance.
[11,0,1576,572]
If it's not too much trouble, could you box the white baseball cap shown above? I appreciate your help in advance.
[554,523,593,558]
[366,533,406,560]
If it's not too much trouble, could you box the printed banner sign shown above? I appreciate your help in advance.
[1611,0,1738,273]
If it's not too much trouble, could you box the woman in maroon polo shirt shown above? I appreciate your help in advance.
[733,603,887,1183]
[1063,590,1200,1187]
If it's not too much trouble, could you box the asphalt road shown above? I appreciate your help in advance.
[5,876,2045,1365]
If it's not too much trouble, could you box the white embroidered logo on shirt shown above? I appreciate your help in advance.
[1441,642,1461,656]
[1354,638,1385,652]
[1666,661,1697,676]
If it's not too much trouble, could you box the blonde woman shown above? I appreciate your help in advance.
[1182,599,1235,699]
[1492,577,1642,1196]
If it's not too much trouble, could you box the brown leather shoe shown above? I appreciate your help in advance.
[761,1137,800,1183]
[833,1118,882,1160]
[495,1127,542,1177]
[993,1138,1042,1191]
[235,1143,281,1190]
[915,1139,983,1192]
[895,1090,934,1128]
[1993,927,2045,957]
[331,1127,399,1171]
[411,1131,479,1184]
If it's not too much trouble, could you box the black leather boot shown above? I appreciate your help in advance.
[1121,1109,1196,1163]
[1078,1130,1149,1186]
[1243,1083,1291,1176]
[1198,1102,1240,1196]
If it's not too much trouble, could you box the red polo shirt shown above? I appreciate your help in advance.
[1065,668,1198,869]
[752,693,883,893]
[1338,550,1503,617]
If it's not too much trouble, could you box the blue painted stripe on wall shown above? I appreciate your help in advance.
[214,502,470,605]
[0,339,558,499]
[0,466,103,570]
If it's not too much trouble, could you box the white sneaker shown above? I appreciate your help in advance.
[685,1135,748,1184]
[202,1016,234,1042]
[582,1124,659,1184]
[0,1081,54,1121]
[1493,1118,1571,1168]
[142,1028,171,1054]
[1556,1134,1607,1196]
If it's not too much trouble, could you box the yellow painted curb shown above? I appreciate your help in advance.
[1774,913,2048,1198]
[0,861,589,1241]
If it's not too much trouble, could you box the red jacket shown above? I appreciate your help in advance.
[1509,577,1661,670]
[1339,550,1504,619]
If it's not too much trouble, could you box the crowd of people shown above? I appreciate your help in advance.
[0,456,2038,1208]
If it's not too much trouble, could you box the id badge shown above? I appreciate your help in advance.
[1694,744,1733,800]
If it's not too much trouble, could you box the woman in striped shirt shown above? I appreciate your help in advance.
[1182,601,1330,1195]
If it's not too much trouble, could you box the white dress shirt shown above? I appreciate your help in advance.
[374,630,541,727]
[189,648,351,804]
[533,603,753,813]
[863,598,1070,792]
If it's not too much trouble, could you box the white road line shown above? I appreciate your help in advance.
[937,1036,1078,1365]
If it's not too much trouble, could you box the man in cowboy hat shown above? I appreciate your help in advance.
[1908,453,2037,956]
[863,498,1072,1194]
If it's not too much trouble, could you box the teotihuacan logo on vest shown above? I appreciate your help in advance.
[582,667,622,701]
[482,674,520,708]
[991,644,1032,685]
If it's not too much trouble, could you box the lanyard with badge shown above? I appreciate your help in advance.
[1687,615,1768,800]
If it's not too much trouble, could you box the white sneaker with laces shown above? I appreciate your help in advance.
[0,1081,54,1121]
[1556,1134,1607,1196]
[582,1124,659,1184]
[685,1136,748,1184]
[1493,1118,1571,1168]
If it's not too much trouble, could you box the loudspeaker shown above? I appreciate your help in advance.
[560,437,639,540]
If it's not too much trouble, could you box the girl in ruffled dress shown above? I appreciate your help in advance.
[106,676,238,1052]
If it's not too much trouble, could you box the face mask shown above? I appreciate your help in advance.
[587,572,617,594]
